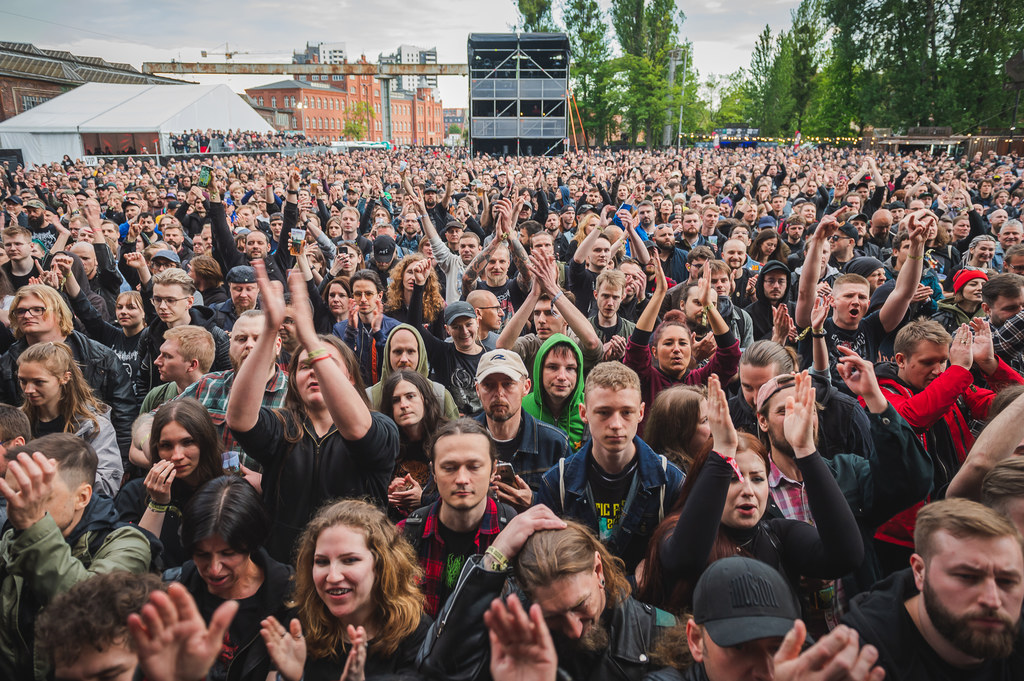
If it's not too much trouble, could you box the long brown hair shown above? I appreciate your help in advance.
[384,254,444,323]
[644,385,707,471]
[290,499,423,660]
[150,398,224,488]
[278,336,370,443]
[18,341,105,432]
[636,433,769,614]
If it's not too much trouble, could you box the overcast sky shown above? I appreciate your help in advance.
[1,1,799,108]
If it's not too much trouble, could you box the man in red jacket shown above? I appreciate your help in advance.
[870,317,1023,573]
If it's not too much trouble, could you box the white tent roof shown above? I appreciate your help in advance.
[0,83,274,134]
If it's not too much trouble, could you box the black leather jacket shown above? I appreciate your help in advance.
[417,555,675,681]
[0,330,134,456]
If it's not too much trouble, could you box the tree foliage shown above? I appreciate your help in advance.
[343,102,374,140]
[516,0,556,32]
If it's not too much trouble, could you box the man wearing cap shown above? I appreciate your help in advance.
[149,248,181,275]
[2,195,27,229]
[670,556,886,681]
[412,300,485,415]
[22,198,59,252]
[210,265,260,331]
[368,235,403,287]
[473,349,572,511]
[829,222,860,270]
[843,498,1024,680]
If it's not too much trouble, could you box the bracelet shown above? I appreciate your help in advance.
[719,454,745,482]
[811,331,826,338]
[484,546,510,571]
[147,500,169,513]
[550,290,564,306]
[811,326,825,335]
[906,254,924,261]
[306,347,330,363]
[287,189,298,195]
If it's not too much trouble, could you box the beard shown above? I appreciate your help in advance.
[924,580,1020,659]
[767,426,797,459]
[27,213,45,230]
[555,620,610,653]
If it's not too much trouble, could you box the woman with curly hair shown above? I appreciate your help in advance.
[260,499,429,681]
[384,254,446,339]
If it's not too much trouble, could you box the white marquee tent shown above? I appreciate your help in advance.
[0,83,274,166]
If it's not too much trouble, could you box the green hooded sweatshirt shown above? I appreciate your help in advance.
[367,323,459,419]
[522,333,587,450]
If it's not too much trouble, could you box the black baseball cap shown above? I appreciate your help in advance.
[838,223,860,240]
[693,557,801,647]
[373,235,396,264]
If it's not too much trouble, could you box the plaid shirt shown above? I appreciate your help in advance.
[398,497,504,617]
[993,311,1024,375]
[177,367,289,470]
[769,460,812,524]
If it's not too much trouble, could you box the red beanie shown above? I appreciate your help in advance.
[952,268,988,293]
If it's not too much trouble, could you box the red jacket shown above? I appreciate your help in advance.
[870,359,1023,547]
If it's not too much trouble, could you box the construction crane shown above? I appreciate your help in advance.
[200,43,249,60]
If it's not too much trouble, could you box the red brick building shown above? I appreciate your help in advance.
[245,64,443,145]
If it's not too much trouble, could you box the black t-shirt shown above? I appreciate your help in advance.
[435,519,478,609]
[798,311,886,382]
[200,586,265,681]
[593,317,626,343]
[493,419,525,464]
[471,279,526,327]
[34,415,67,438]
[587,456,638,542]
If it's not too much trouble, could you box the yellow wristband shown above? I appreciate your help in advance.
[484,546,509,571]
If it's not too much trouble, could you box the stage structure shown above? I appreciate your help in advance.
[467,33,570,157]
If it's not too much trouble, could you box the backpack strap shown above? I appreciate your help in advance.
[558,457,566,512]
[659,455,668,523]
[402,506,431,554]
[494,501,517,530]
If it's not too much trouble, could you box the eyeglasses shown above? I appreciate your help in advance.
[13,306,47,318]
[477,306,503,311]
[1008,264,1024,274]
[152,295,189,307]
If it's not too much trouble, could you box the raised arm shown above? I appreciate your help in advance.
[879,211,927,332]
[288,271,373,439]
[497,279,540,351]
[572,218,606,265]
[636,254,667,333]
[226,260,282,434]
[530,250,600,353]
[795,215,838,328]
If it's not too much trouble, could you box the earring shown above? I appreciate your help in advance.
[600,579,605,587]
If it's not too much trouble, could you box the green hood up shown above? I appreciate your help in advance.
[523,333,587,450]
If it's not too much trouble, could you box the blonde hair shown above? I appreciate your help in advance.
[291,499,423,660]
[914,498,1024,560]
[18,341,105,432]
[584,361,641,398]
[152,268,196,295]
[10,285,74,340]
[163,326,216,374]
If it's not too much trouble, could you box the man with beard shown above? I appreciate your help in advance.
[746,260,796,341]
[473,350,571,512]
[176,309,288,474]
[653,223,690,283]
[419,505,677,681]
[844,498,1024,680]
[755,360,934,627]
[22,199,59,252]
[675,209,708,253]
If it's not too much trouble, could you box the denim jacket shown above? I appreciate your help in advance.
[474,409,572,500]
[536,436,684,572]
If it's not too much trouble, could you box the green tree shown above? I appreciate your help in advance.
[516,0,556,32]
[562,0,616,144]
[343,102,374,140]
[447,123,464,135]
[788,0,824,130]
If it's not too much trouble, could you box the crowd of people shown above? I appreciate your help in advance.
[0,142,1022,681]
[168,130,316,155]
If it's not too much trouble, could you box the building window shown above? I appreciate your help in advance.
[21,95,50,111]
[332,75,342,81]
[270,97,276,108]
[362,85,367,95]
[304,98,309,108]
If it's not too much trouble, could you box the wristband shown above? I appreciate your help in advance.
[306,347,330,363]
[550,290,564,306]
[147,500,170,513]
[906,254,924,261]
[718,453,745,482]
[484,546,510,571]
